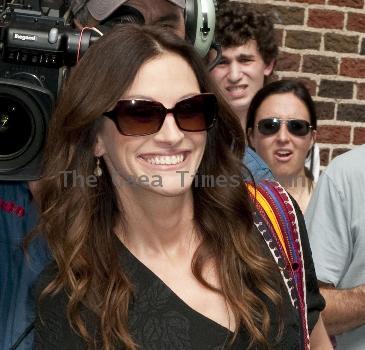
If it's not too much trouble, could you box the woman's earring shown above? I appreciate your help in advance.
[94,157,103,177]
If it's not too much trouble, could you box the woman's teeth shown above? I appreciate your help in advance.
[145,154,184,165]
[277,151,291,157]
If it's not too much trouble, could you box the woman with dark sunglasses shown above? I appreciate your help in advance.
[30,25,330,349]
[246,80,318,213]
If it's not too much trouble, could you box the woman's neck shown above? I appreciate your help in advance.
[115,185,197,257]
[277,170,313,213]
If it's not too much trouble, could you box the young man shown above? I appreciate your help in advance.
[210,1,278,181]
[305,145,365,349]
[0,1,191,349]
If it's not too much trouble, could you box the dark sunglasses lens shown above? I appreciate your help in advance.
[288,120,311,136]
[174,94,217,132]
[257,119,280,135]
[114,100,163,136]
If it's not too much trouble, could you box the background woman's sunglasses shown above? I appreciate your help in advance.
[256,118,313,136]
[103,93,217,136]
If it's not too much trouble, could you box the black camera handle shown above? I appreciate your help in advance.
[30,0,40,11]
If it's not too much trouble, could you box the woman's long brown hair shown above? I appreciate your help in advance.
[32,25,282,349]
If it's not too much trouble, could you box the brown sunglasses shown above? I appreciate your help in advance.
[103,93,217,136]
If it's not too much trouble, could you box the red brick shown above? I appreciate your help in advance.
[354,127,365,145]
[328,0,363,8]
[318,80,354,99]
[320,148,330,166]
[340,58,365,78]
[275,29,284,47]
[348,13,365,32]
[324,33,359,54]
[294,78,317,96]
[315,101,336,120]
[317,125,351,144]
[249,4,305,25]
[276,52,301,72]
[358,83,365,100]
[290,0,324,3]
[337,103,365,122]
[286,30,321,50]
[303,55,338,75]
[308,9,344,30]
[332,148,351,159]
[269,5,305,26]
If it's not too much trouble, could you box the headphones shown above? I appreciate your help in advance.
[185,0,216,58]
[98,0,219,64]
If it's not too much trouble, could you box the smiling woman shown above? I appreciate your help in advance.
[94,51,208,197]
[30,25,327,350]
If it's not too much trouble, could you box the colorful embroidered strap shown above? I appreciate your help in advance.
[247,180,309,350]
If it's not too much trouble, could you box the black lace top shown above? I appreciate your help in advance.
[34,213,324,350]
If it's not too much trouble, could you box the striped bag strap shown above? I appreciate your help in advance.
[247,180,310,350]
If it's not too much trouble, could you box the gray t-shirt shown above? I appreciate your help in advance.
[305,145,365,349]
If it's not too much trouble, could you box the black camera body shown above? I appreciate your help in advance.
[0,0,218,181]
[0,2,95,180]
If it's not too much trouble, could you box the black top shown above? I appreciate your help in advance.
[34,210,324,350]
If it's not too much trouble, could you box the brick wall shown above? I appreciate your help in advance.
[239,0,365,166]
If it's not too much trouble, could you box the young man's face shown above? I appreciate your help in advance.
[125,0,185,38]
[210,40,274,126]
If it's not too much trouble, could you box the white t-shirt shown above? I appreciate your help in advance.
[305,145,365,349]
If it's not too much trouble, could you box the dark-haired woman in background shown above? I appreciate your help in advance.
[32,25,331,349]
[247,80,318,213]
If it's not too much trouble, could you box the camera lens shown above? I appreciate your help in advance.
[0,95,34,157]
[0,80,53,180]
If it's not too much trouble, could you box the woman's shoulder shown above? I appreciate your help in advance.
[33,261,70,321]
[33,262,91,349]
[33,261,71,327]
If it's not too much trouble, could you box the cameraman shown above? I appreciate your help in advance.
[0,1,196,349]
[71,0,185,37]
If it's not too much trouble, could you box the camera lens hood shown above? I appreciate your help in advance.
[0,79,54,180]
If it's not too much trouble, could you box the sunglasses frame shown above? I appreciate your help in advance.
[103,93,217,136]
[256,117,313,137]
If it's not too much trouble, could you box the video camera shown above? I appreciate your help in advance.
[0,0,98,181]
[0,0,219,181]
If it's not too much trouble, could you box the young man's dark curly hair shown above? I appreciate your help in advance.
[215,1,278,66]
